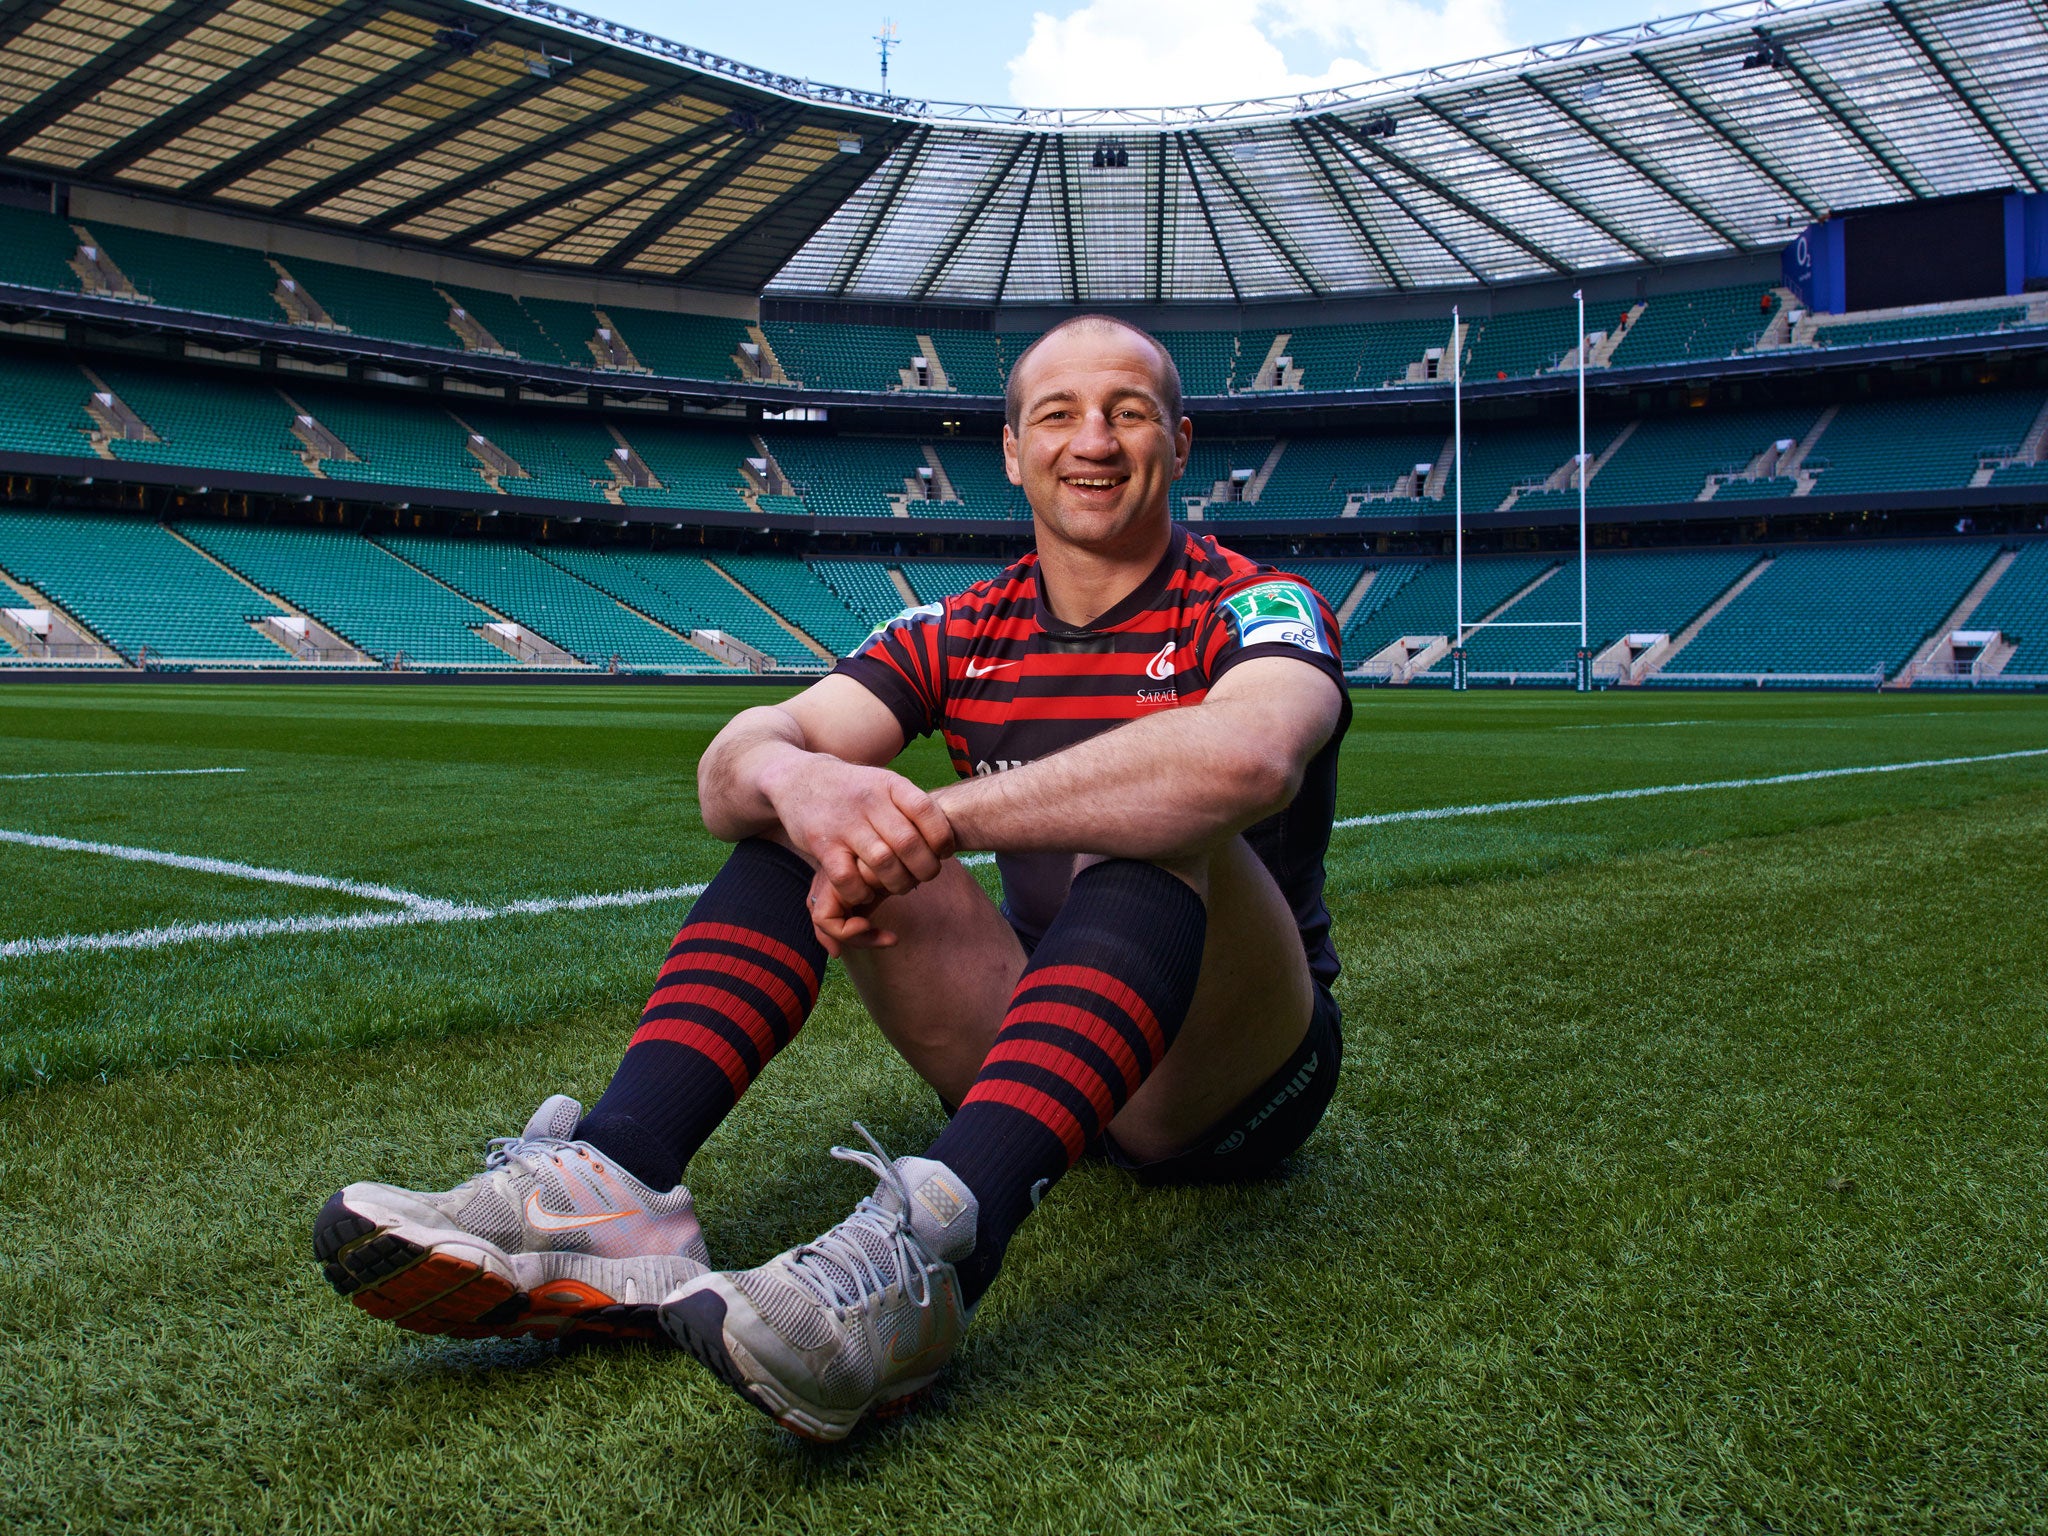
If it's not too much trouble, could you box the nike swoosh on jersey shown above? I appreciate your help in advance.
[523,1191,639,1233]
[963,659,1019,679]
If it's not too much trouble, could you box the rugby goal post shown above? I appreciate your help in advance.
[1450,291,1592,692]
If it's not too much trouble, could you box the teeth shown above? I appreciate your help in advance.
[1066,478,1122,487]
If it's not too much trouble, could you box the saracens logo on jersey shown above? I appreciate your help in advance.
[1220,579,1333,657]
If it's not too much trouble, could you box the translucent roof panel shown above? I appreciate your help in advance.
[0,0,2040,301]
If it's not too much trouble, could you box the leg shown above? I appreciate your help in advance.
[837,859,1024,1109]
[577,837,826,1189]
[1103,834,1315,1163]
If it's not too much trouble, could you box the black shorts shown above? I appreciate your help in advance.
[1097,981,1342,1187]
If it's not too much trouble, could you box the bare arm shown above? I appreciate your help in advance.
[697,673,953,906]
[930,656,1343,860]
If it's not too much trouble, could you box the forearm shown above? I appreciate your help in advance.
[696,706,812,842]
[932,702,1300,861]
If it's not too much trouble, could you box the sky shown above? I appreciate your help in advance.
[562,0,1710,109]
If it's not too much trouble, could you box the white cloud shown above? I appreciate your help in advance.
[1006,0,1514,109]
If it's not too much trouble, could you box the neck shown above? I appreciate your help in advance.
[1032,517,1175,628]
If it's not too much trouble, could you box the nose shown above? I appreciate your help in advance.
[1068,407,1119,459]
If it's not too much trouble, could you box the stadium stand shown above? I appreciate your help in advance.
[713,553,874,655]
[766,435,925,519]
[595,305,750,381]
[613,424,758,516]
[904,559,1011,602]
[1592,408,1821,507]
[1155,332,1237,397]
[929,330,1007,395]
[0,511,286,664]
[0,353,97,458]
[1607,285,1778,368]
[1963,540,2048,674]
[1345,555,1557,667]
[1464,305,1580,380]
[278,257,460,352]
[441,287,566,365]
[1454,423,1592,515]
[283,385,484,496]
[920,441,1023,519]
[809,559,909,624]
[1247,434,1447,519]
[1805,393,2046,498]
[541,547,820,669]
[1458,549,1761,674]
[0,204,87,294]
[88,223,282,326]
[182,520,513,668]
[378,534,707,669]
[445,406,614,505]
[1815,306,2033,350]
[761,322,925,392]
[92,365,307,479]
[1665,541,1999,680]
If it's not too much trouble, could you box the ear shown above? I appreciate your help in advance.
[1172,416,1192,479]
[1002,422,1023,487]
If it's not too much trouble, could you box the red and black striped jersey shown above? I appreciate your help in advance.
[835,530,1351,986]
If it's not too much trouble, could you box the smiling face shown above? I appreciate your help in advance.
[1002,321,1192,561]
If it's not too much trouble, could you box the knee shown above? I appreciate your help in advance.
[1073,850,1212,903]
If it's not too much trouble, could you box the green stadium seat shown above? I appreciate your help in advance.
[0,510,297,664]
[380,534,708,670]
[1669,542,1999,680]
[1961,541,2048,674]
[182,520,513,668]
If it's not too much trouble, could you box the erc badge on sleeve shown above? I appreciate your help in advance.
[856,601,942,655]
[1221,579,1332,657]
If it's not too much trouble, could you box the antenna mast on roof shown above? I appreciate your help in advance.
[875,18,899,96]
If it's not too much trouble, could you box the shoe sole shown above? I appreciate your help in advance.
[313,1191,670,1344]
[659,1289,936,1443]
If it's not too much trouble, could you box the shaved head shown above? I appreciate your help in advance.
[1004,314,1182,432]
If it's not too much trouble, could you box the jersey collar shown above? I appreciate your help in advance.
[1032,530,1188,639]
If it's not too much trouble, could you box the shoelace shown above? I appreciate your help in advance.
[782,1124,941,1316]
[483,1132,578,1181]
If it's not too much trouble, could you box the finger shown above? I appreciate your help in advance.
[853,825,919,896]
[891,782,957,861]
[818,846,876,908]
[865,803,941,886]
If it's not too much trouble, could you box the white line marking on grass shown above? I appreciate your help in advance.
[0,767,246,781]
[0,827,444,910]
[0,883,708,958]
[1554,720,1711,730]
[1333,747,2048,830]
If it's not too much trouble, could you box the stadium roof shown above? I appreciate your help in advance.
[0,0,2040,303]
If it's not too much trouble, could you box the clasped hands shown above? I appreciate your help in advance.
[767,756,959,956]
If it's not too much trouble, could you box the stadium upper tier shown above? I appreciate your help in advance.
[2,510,2040,686]
[0,0,2039,305]
[5,346,2045,525]
[4,202,2046,395]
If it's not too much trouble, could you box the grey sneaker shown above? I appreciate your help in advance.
[314,1094,709,1343]
[661,1126,977,1441]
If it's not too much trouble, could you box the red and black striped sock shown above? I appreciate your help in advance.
[576,838,824,1190]
[925,859,1207,1302]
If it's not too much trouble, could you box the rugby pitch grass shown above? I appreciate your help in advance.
[4,684,2045,1533]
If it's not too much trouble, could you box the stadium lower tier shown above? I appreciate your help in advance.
[0,512,2040,686]
[8,349,2048,525]
[4,209,2045,394]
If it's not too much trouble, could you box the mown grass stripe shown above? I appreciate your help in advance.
[1333,746,2048,829]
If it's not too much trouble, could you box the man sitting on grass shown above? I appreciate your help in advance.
[315,314,1351,1442]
